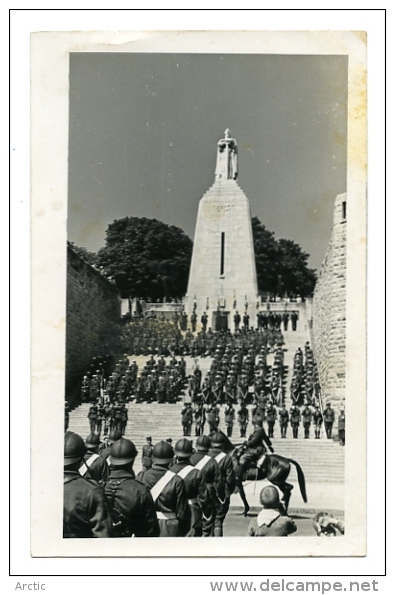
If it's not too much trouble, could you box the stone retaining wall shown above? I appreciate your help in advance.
[66,245,121,398]
[313,193,347,413]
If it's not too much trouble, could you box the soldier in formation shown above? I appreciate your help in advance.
[236,418,274,516]
[290,404,301,439]
[193,403,205,436]
[302,404,312,439]
[278,405,289,438]
[181,402,193,436]
[237,402,249,437]
[313,405,323,439]
[207,432,236,536]
[224,403,235,437]
[63,431,112,538]
[323,402,335,439]
[266,403,277,438]
[103,438,160,537]
[338,408,345,445]
[170,438,211,537]
[141,436,153,470]
[136,440,190,537]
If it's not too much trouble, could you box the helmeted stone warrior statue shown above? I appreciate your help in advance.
[215,128,238,180]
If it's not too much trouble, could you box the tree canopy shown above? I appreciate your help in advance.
[251,217,317,297]
[70,215,316,300]
[67,241,97,266]
[95,217,193,299]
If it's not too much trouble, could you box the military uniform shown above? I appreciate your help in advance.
[181,404,193,436]
[137,441,190,537]
[237,405,249,437]
[278,407,289,438]
[141,439,153,470]
[208,434,236,536]
[194,405,205,436]
[224,405,235,437]
[338,410,345,445]
[64,470,112,538]
[323,404,335,439]
[238,423,273,478]
[80,448,109,485]
[190,436,225,537]
[103,437,159,537]
[313,408,323,439]
[87,404,98,434]
[171,440,210,537]
[302,406,312,439]
[64,431,112,538]
[104,470,159,537]
[206,406,218,433]
[290,405,301,438]
[266,405,277,438]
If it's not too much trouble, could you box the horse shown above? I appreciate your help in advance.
[231,443,308,515]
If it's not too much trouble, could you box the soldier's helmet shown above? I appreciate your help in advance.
[210,432,226,448]
[259,486,280,509]
[196,435,211,452]
[109,429,122,442]
[110,438,138,466]
[152,440,174,464]
[85,433,100,449]
[175,438,194,459]
[64,431,87,465]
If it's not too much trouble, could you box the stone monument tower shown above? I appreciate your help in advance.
[185,129,259,331]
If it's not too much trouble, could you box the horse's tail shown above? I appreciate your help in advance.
[288,458,308,503]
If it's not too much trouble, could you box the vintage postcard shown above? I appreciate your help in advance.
[30,30,367,558]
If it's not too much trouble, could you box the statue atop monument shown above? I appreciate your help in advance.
[215,128,238,181]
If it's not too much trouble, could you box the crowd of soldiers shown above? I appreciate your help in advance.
[255,310,299,332]
[66,391,315,539]
[64,430,239,539]
[290,342,321,406]
[135,355,187,403]
[176,400,342,441]
[80,354,133,403]
[120,315,286,358]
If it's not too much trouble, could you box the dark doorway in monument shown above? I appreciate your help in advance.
[213,311,229,332]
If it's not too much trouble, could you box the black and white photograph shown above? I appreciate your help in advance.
[29,29,368,559]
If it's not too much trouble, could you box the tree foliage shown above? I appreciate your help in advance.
[95,217,193,299]
[251,217,317,297]
[67,241,97,266]
[70,216,316,300]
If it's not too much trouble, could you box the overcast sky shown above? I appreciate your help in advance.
[67,52,347,270]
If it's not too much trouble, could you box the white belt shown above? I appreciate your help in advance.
[156,511,177,520]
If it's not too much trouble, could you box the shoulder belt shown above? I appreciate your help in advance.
[215,452,226,463]
[194,455,211,471]
[79,453,100,476]
[177,465,195,480]
[150,470,176,502]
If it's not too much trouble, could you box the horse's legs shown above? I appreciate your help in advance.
[234,472,250,516]
[272,480,293,511]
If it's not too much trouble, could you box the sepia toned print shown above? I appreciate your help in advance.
[31,30,366,557]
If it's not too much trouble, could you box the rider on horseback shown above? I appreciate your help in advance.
[238,419,274,481]
[234,419,275,516]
